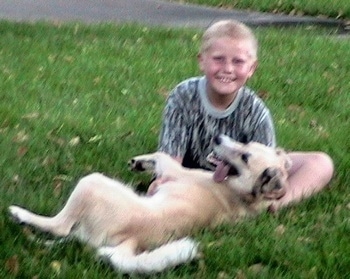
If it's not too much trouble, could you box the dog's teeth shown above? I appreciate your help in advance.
[206,152,222,166]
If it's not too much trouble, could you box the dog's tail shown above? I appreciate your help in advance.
[97,237,199,274]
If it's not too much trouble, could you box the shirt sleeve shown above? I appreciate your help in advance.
[158,87,191,158]
[248,97,276,147]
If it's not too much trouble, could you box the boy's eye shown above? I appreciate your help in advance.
[213,56,225,62]
[233,59,245,64]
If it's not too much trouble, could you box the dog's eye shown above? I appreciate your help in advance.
[241,153,251,164]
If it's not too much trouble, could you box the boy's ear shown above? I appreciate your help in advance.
[197,53,205,72]
[248,60,258,78]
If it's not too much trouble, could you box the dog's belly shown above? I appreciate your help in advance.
[143,181,232,235]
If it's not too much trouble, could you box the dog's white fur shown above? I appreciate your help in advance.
[9,135,291,274]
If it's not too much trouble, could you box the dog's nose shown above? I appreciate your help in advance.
[213,135,222,145]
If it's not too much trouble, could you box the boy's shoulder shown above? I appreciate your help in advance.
[168,76,203,100]
[174,76,202,91]
[237,87,270,114]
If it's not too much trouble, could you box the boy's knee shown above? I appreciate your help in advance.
[313,152,334,184]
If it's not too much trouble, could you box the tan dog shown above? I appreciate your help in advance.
[9,135,291,274]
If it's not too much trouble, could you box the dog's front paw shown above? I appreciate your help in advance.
[128,155,156,172]
[9,205,31,225]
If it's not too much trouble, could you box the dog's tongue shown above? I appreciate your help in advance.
[213,161,230,182]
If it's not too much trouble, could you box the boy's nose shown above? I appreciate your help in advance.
[223,61,234,72]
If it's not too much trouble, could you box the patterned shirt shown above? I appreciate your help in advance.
[158,76,276,170]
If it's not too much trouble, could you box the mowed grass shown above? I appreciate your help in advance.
[0,21,349,278]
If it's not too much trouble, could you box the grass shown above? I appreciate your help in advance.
[0,21,349,278]
[174,0,350,19]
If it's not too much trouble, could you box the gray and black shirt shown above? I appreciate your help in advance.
[158,76,276,170]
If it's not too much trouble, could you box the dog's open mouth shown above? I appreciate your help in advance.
[207,152,239,182]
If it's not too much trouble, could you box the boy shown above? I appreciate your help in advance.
[158,20,334,211]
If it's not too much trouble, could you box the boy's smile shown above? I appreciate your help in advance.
[198,37,257,109]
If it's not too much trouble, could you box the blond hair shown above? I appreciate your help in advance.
[200,20,258,60]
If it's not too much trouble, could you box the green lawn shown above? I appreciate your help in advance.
[0,21,349,278]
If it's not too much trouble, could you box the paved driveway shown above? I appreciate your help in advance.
[0,0,342,29]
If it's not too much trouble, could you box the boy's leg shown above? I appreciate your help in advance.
[271,151,334,211]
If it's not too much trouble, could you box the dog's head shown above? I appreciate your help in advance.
[208,134,291,202]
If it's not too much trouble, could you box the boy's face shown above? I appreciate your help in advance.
[198,37,257,99]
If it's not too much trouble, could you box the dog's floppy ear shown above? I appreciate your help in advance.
[252,167,284,198]
[240,168,284,204]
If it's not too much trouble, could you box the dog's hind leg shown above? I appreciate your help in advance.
[9,205,75,237]
[9,183,88,236]
[97,237,199,274]
[9,173,106,237]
